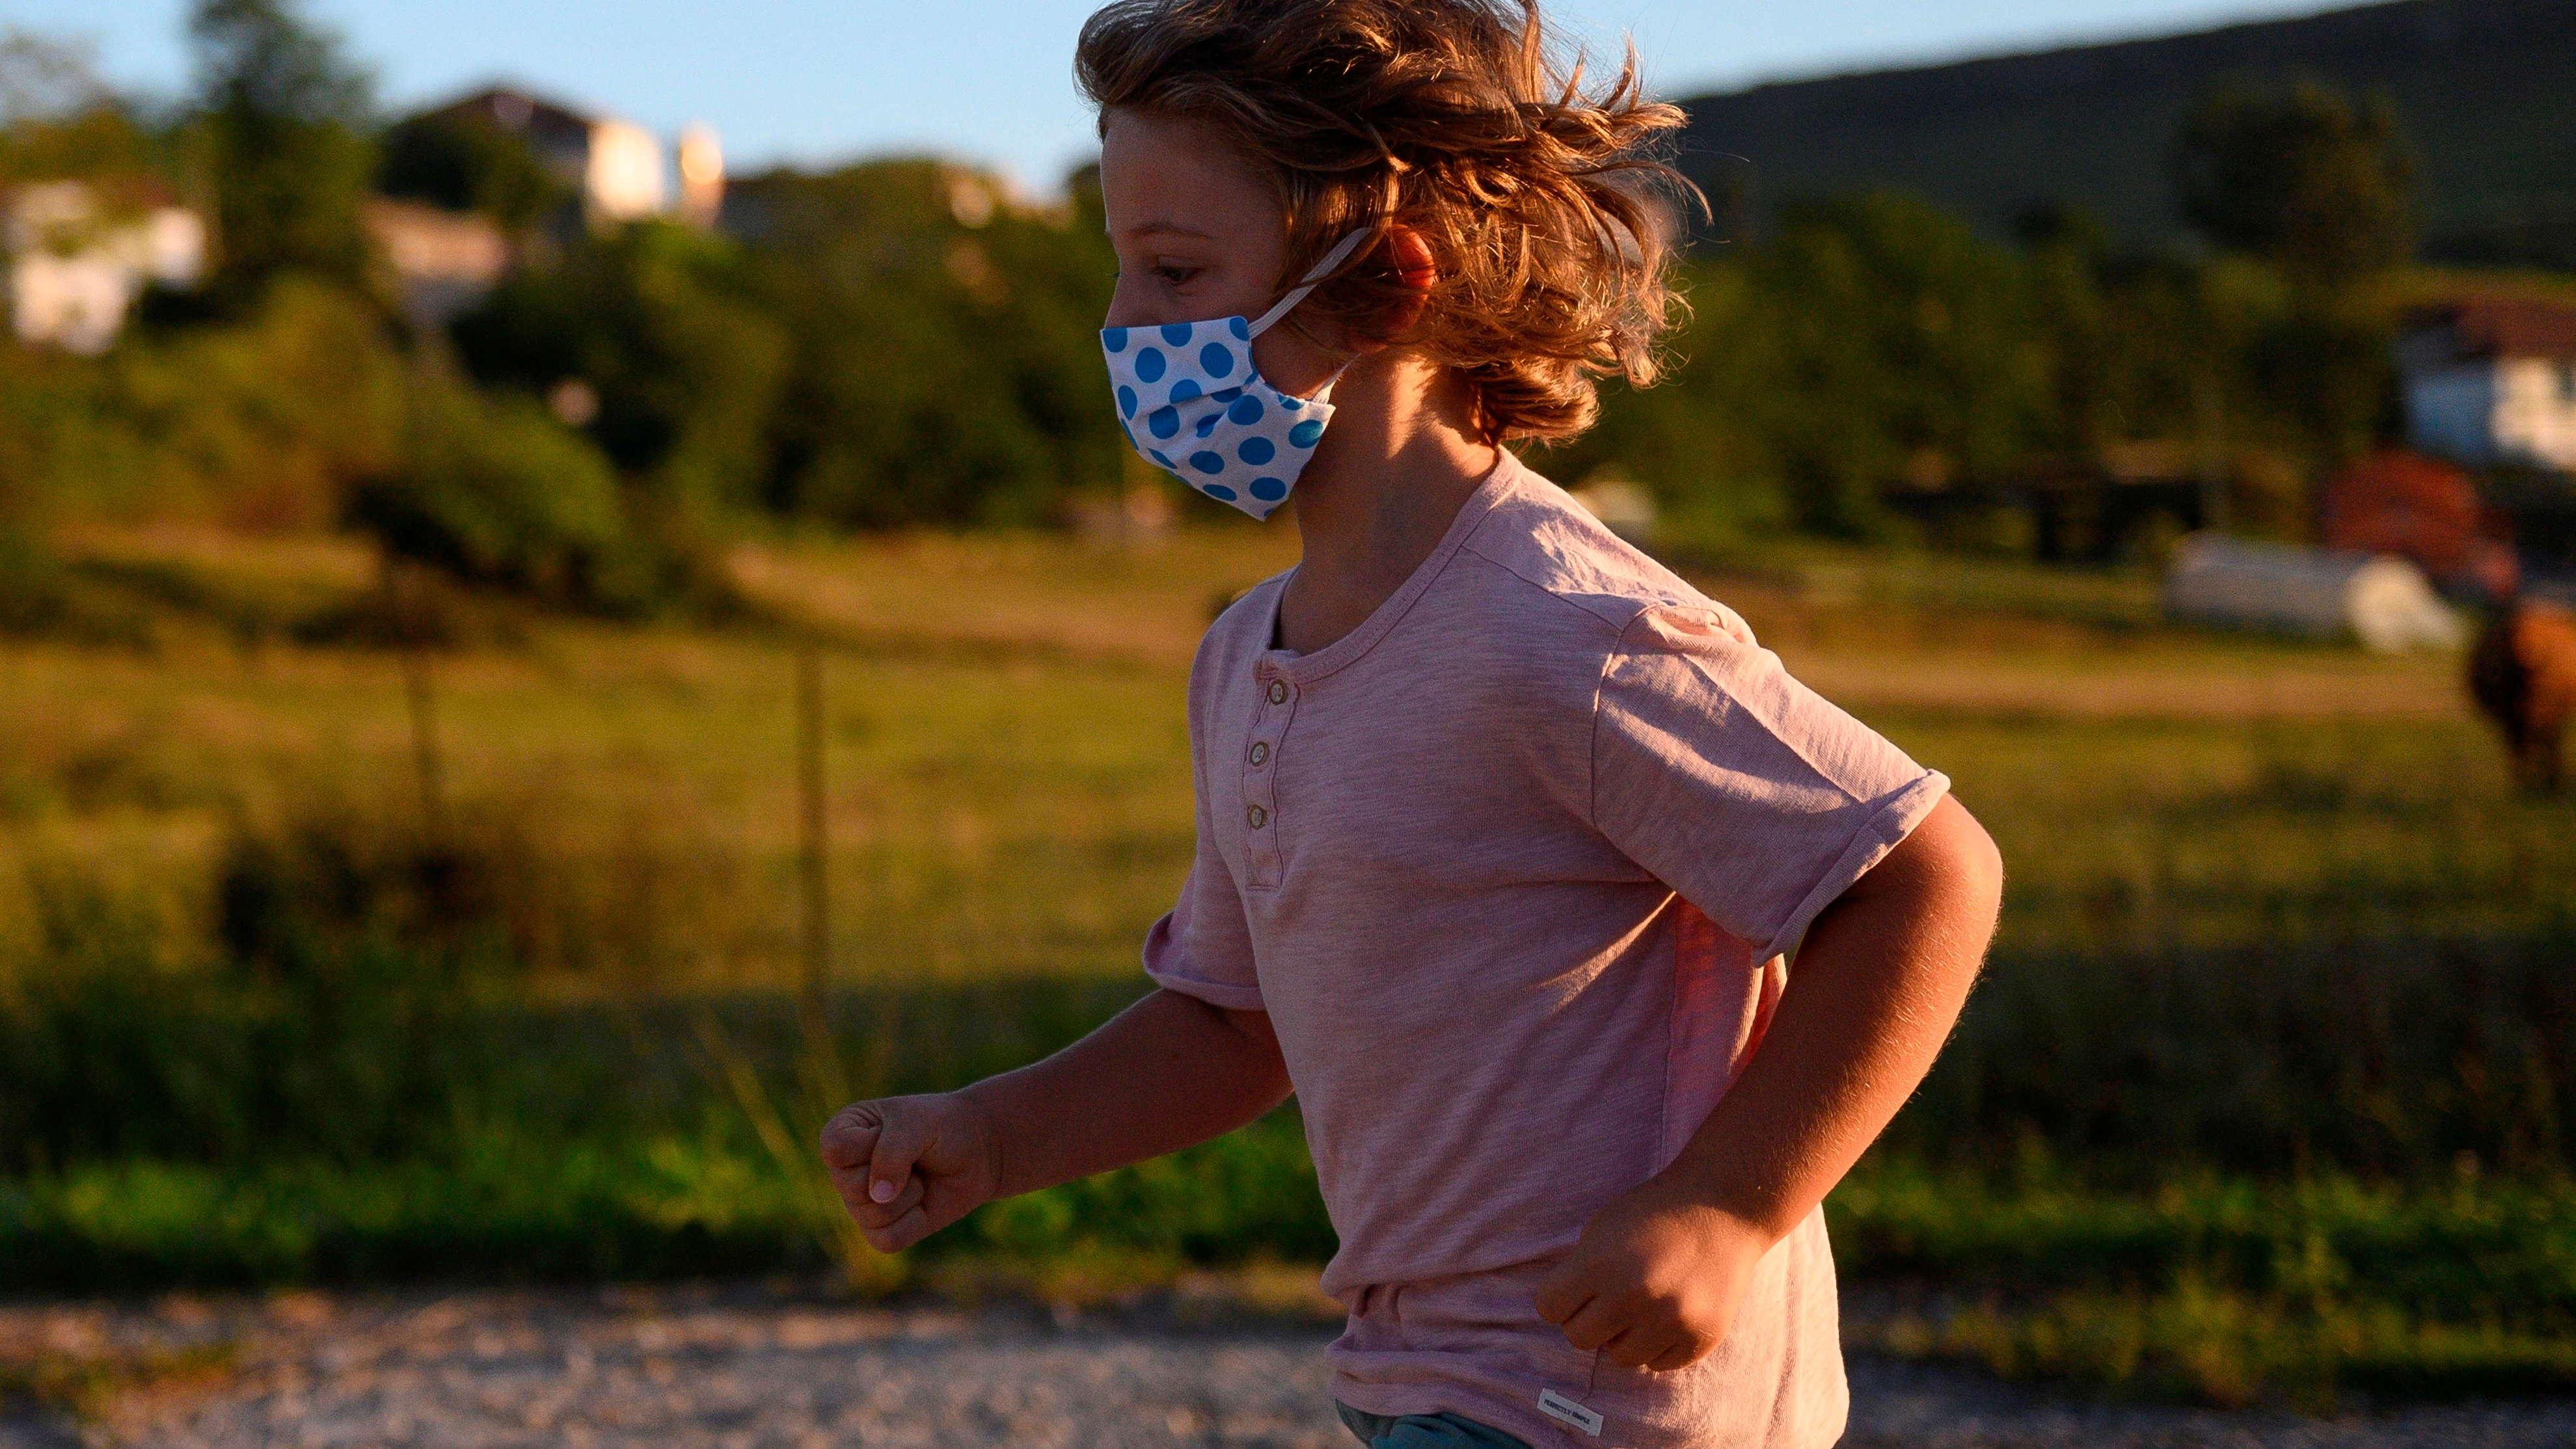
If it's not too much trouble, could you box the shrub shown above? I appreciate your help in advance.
[450,221,789,515]
[111,277,406,529]
[349,377,683,616]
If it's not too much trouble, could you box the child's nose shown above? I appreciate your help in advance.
[1102,282,1159,334]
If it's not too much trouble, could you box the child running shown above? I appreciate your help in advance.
[822,1,2004,1444]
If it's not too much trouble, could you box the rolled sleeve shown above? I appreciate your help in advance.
[1590,604,1949,962]
[1141,856,1264,1011]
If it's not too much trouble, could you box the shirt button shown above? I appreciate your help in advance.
[1248,741,1269,766]
[1247,804,1268,829]
[1267,680,1289,705]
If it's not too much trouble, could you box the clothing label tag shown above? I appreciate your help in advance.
[1537,1388,1603,1437]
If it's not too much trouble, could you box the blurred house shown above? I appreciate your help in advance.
[2399,298,2576,472]
[414,87,711,230]
[3,180,204,355]
[677,124,725,229]
[372,89,725,323]
[362,198,509,329]
[2165,534,2465,652]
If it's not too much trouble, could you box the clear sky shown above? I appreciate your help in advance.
[7,0,2340,194]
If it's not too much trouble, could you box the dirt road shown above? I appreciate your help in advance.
[6,1286,2571,1448]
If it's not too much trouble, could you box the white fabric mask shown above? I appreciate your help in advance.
[1102,227,1374,521]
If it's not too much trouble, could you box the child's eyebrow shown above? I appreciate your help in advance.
[1116,219,1217,241]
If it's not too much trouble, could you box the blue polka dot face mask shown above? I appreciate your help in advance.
[1101,228,1374,521]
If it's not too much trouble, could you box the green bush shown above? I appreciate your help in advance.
[1563,194,2061,545]
[349,379,691,616]
[731,161,1124,528]
[376,112,570,233]
[107,277,407,529]
[450,221,788,515]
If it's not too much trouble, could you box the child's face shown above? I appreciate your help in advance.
[1099,109,1340,399]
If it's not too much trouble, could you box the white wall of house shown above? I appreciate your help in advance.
[10,252,131,355]
[2490,357,2576,470]
[584,120,667,224]
[362,198,509,327]
[5,182,205,355]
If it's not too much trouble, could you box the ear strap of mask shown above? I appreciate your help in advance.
[1246,226,1378,339]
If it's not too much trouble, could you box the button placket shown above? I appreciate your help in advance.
[1242,668,1295,889]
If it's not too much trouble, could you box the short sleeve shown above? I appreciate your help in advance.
[1590,604,1949,964]
[1141,835,1263,1011]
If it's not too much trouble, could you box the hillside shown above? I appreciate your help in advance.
[1673,0,2576,267]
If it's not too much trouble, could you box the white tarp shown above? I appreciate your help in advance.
[2164,534,2466,653]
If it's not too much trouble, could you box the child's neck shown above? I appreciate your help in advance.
[1274,357,1500,656]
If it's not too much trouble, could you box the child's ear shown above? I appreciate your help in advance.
[1354,224,1437,351]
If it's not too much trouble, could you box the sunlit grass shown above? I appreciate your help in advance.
[0,524,2536,990]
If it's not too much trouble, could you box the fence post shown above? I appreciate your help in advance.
[796,642,831,1025]
[395,560,446,842]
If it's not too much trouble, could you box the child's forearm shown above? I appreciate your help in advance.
[1659,794,2001,1239]
[957,988,1293,1200]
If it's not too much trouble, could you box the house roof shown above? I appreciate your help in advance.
[2402,297,2576,366]
[417,87,597,150]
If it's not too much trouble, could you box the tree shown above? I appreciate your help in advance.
[450,221,788,516]
[1746,194,2055,538]
[2171,85,2415,484]
[0,29,110,126]
[2170,83,2415,289]
[349,377,658,614]
[190,0,375,300]
[1565,193,2061,548]
[0,30,163,195]
[377,113,568,234]
[729,159,1123,528]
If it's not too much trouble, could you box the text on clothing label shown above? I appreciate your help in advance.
[1537,1388,1603,1437]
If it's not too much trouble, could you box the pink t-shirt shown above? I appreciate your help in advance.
[1141,455,1948,1449]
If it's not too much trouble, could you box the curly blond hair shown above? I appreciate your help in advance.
[1075,0,1695,444]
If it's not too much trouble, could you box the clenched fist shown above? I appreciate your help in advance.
[819,1092,1005,1254]
[1532,1186,1772,1373]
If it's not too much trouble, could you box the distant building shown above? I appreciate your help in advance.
[2399,298,2576,472]
[415,87,707,230]
[3,181,204,355]
[677,123,725,228]
[362,198,509,328]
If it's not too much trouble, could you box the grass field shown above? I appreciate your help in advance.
[4,521,2573,1409]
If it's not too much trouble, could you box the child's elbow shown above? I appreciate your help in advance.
[1955,801,2005,906]
[1878,794,2003,929]
[1927,795,2005,931]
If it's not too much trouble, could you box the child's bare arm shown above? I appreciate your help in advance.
[819,989,1290,1253]
[1535,793,2003,1370]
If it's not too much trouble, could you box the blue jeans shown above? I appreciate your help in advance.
[1335,1400,1533,1448]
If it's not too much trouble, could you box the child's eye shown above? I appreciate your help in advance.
[1152,264,1200,286]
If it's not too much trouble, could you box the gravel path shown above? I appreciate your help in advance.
[4,1285,2571,1449]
